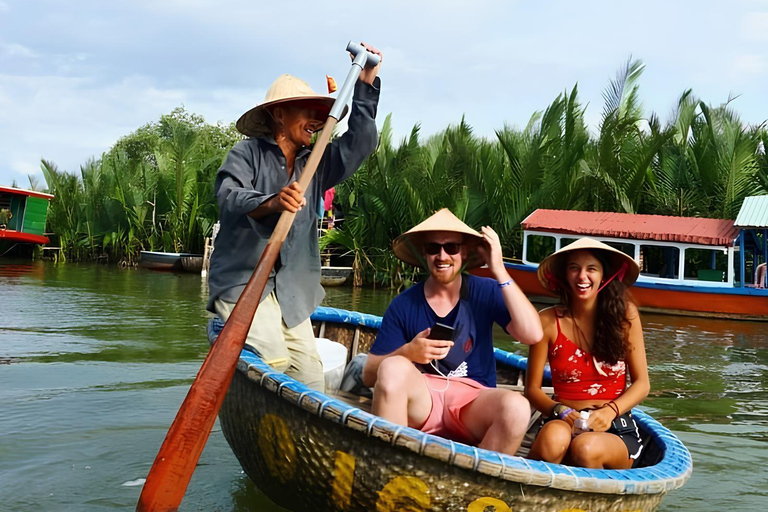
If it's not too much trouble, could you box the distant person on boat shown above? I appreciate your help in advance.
[207,43,382,392]
[362,209,543,455]
[322,187,335,229]
[525,238,649,469]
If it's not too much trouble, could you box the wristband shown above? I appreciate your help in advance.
[498,279,514,288]
[603,400,620,418]
[552,403,574,420]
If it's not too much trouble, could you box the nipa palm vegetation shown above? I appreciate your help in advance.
[324,58,768,287]
[38,108,241,263]
[32,60,767,287]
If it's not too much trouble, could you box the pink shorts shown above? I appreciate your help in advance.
[418,374,487,445]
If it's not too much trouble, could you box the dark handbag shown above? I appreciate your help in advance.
[610,412,637,435]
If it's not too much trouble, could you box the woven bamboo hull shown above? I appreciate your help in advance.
[212,307,690,512]
[320,266,352,287]
[220,366,673,511]
[138,251,204,272]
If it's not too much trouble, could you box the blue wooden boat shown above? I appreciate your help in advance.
[210,307,691,512]
[474,197,768,321]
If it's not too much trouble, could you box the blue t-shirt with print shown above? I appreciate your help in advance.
[370,274,512,387]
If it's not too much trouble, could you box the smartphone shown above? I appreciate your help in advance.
[427,322,455,341]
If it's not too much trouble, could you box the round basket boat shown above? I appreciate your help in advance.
[321,266,353,287]
[210,308,691,512]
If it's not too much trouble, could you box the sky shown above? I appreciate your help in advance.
[1,0,767,187]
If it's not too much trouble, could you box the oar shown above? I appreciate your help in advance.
[136,41,380,512]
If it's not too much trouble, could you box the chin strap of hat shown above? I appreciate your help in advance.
[596,261,628,293]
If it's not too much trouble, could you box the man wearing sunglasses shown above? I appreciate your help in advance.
[362,209,542,456]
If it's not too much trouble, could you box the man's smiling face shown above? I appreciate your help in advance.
[423,231,466,285]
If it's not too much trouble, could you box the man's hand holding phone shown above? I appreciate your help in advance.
[406,323,455,364]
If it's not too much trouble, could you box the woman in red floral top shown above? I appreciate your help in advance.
[525,238,649,469]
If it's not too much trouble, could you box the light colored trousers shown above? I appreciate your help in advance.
[215,291,324,392]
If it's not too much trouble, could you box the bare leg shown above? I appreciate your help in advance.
[528,420,572,463]
[567,432,632,469]
[460,389,530,455]
[371,356,433,428]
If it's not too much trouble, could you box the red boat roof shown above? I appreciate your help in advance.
[0,186,54,200]
[521,209,741,247]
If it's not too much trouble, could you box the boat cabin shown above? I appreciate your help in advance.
[521,198,767,290]
[0,186,54,245]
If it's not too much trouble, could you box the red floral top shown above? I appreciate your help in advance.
[549,314,626,400]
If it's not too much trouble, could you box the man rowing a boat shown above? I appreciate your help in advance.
[207,44,382,392]
[362,209,543,455]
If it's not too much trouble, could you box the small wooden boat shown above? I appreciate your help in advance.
[474,199,768,321]
[0,186,53,245]
[138,251,203,271]
[321,266,352,287]
[211,307,691,512]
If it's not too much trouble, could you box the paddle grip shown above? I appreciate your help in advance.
[329,42,379,120]
[346,41,381,68]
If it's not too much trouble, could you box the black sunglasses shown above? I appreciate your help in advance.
[424,242,463,256]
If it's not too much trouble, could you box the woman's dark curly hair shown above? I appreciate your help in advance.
[554,248,632,364]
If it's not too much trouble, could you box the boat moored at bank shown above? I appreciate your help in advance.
[474,197,768,321]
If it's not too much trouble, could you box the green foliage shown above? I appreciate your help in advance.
[327,60,767,287]
[41,107,240,262]
[39,66,768,289]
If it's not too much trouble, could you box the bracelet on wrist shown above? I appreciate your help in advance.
[498,279,514,288]
[551,403,574,420]
[603,400,620,418]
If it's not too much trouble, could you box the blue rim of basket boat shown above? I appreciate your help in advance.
[218,306,693,496]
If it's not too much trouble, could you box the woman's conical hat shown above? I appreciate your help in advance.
[537,237,640,292]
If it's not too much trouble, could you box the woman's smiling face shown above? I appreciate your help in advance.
[565,249,604,300]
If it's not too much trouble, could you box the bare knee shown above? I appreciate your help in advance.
[495,392,530,435]
[375,356,416,395]
[530,421,571,462]
[568,434,603,468]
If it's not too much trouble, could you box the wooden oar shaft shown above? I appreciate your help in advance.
[136,119,337,512]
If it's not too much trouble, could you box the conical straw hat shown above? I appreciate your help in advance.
[392,209,486,269]
[537,237,640,292]
[236,74,347,137]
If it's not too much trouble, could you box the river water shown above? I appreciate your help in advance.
[1,261,766,511]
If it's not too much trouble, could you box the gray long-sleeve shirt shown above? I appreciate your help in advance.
[207,78,380,327]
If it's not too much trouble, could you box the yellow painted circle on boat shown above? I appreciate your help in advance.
[376,475,430,512]
[468,496,512,511]
[257,413,296,484]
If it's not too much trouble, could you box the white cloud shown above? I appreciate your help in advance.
[1,43,37,58]
[1,0,768,186]
[741,12,768,41]
[732,54,766,76]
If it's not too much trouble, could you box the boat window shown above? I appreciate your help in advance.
[525,234,556,263]
[639,245,679,279]
[560,237,579,248]
[603,241,635,258]
[683,248,727,282]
